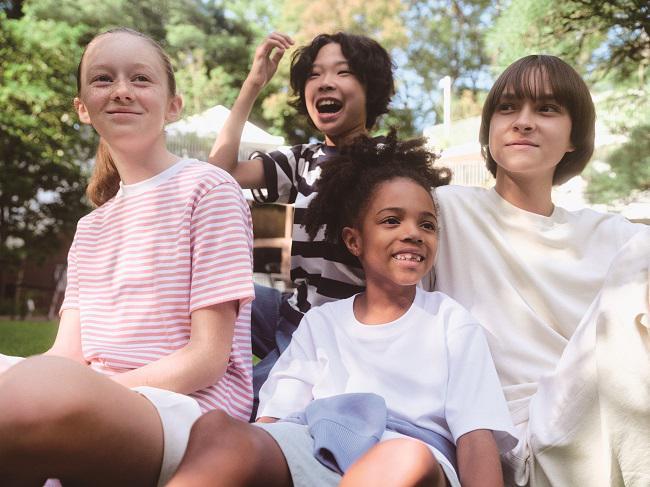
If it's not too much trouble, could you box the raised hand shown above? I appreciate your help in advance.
[245,32,294,91]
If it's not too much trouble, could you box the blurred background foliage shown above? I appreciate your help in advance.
[1,0,648,308]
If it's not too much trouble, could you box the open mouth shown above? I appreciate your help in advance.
[316,99,343,114]
[392,253,424,263]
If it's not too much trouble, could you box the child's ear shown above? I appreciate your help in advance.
[165,94,183,123]
[74,97,92,125]
[342,226,362,256]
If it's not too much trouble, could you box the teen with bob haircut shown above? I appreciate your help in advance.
[208,31,395,408]
[169,133,517,487]
[425,54,649,486]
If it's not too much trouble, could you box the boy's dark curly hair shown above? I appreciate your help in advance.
[304,130,451,248]
[290,32,395,129]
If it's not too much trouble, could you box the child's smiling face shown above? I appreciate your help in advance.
[488,72,574,183]
[343,177,438,290]
[304,42,367,146]
[75,32,182,149]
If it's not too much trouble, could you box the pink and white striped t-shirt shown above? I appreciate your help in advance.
[61,159,254,419]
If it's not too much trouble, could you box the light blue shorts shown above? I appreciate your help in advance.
[254,422,459,487]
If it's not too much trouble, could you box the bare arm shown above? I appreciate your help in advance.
[208,32,293,189]
[457,429,503,487]
[44,309,87,364]
[110,301,238,394]
[256,416,279,423]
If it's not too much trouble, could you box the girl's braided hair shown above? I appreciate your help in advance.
[303,130,451,249]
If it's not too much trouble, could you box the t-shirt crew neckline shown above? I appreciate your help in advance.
[346,287,423,339]
[118,158,192,198]
[488,187,566,226]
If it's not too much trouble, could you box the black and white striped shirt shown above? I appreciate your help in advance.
[252,143,364,325]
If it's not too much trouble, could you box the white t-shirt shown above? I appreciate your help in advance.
[424,185,644,426]
[258,287,517,451]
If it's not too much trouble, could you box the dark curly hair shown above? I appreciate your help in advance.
[290,32,395,129]
[304,130,451,249]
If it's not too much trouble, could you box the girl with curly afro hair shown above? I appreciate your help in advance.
[170,133,519,487]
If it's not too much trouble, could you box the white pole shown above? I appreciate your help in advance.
[438,76,452,140]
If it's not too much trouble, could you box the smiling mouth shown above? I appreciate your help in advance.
[316,99,343,114]
[107,110,141,115]
[507,142,538,147]
[392,253,424,262]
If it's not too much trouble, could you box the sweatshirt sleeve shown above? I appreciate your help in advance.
[444,310,519,453]
[257,313,323,419]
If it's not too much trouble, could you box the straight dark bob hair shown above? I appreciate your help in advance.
[479,55,595,185]
[289,32,394,130]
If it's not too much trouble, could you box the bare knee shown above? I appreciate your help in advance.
[171,411,261,485]
[0,356,96,441]
[172,414,293,487]
[186,409,251,452]
[342,438,445,487]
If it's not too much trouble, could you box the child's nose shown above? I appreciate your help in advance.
[402,222,423,243]
[513,105,535,132]
[111,79,134,101]
[318,72,335,90]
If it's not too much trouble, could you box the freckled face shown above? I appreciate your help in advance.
[75,32,181,147]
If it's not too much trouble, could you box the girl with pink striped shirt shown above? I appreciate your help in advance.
[0,28,254,486]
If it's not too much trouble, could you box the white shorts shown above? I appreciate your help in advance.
[133,386,202,486]
[1,362,203,487]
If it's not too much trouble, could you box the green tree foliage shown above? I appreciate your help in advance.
[0,0,24,18]
[0,12,91,306]
[403,0,495,128]
[1,0,282,312]
[549,0,649,81]
[24,0,264,117]
[487,0,648,83]
[487,0,650,202]
[585,125,650,203]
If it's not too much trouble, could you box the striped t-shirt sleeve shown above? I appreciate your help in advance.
[190,181,254,313]
[251,145,307,205]
[60,235,80,313]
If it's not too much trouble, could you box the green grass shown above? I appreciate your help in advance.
[0,320,261,363]
[0,320,58,357]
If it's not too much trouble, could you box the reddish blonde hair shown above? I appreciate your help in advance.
[77,28,176,206]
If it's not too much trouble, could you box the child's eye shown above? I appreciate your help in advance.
[338,70,352,76]
[539,104,561,113]
[381,217,400,225]
[497,103,515,112]
[420,221,437,231]
[92,74,112,83]
[133,75,151,83]
[307,71,320,79]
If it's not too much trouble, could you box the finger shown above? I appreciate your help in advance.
[256,38,288,59]
[271,48,285,65]
[268,31,294,48]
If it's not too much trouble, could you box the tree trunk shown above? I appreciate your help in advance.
[12,258,25,320]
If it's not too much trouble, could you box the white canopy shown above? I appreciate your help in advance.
[166,104,284,157]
